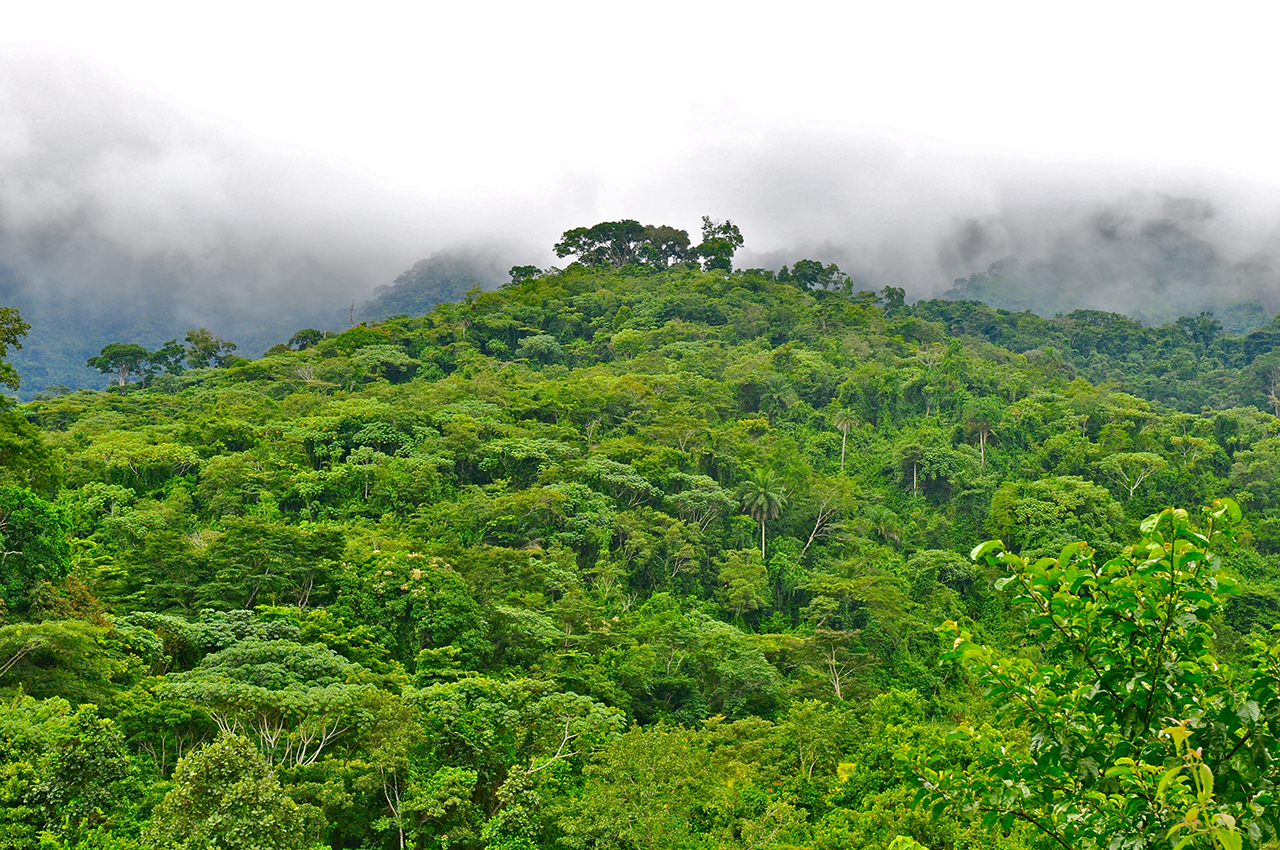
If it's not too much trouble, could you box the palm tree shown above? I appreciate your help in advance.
[760,373,797,419]
[833,410,856,472]
[963,396,1003,469]
[741,468,787,559]
[862,504,903,546]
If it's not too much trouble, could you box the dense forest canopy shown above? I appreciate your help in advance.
[3,219,1280,848]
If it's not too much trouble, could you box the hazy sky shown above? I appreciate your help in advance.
[5,2,1280,310]
[10,3,1280,198]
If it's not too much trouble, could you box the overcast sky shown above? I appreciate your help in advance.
[11,3,1280,194]
[5,1,1280,300]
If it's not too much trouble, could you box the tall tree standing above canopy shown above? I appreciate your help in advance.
[833,410,856,472]
[87,343,150,387]
[184,328,238,368]
[741,468,787,559]
[554,220,652,267]
[0,307,29,393]
[553,219,720,269]
[693,216,744,271]
[87,340,186,387]
[779,259,848,291]
[639,224,692,268]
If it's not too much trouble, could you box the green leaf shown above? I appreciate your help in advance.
[1236,700,1260,724]
[1214,826,1242,850]
[1196,764,1213,799]
[1156,765,1182,802]
[970,540,1005,562]
[1057,541,1083,569]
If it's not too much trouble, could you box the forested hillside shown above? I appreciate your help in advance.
[4,236,1280,849]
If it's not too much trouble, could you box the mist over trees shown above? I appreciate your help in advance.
[8,50,1280,402]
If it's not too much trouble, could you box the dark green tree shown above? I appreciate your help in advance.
[554,220,650,267]
[693,216,744,271]
[144,733,314,850]
[87,343,150,386]
[780,259,846,290]
[0,485,71,612]
[639,225,691,268]
[0,306,30,392]
[147,339,187,377]
[286,328,324,350]
[184,328,238,368]
[508,265,542,284]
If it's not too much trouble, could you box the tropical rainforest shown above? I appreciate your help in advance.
[4,217,1280,849]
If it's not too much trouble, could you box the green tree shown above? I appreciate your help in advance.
[0,306,30,391]
[144,733,314,850]
[31,705,131,843]
[740,468,787,559]
[553,221,692,269]
[0,620,133,704]
[963,396,1003,469]
[832,409,856,472]
[1100,450,1169,501]
[558,723,709,850]
[286,328,324,350]
[779,258,846,291]
[0,485,71,612]
[639,224,691,268]
[200,517,341,610]
[693,216,743,272]
[0,408,60,493]
[988,475,1124,558]
[515,333,564,365]
[158,638,370,766]
[184,328,238,368]
[87,343,150,387]
[554,220,649,267]
[715,548,769,619]
[146,339,187,377]
[914,500,1268,850]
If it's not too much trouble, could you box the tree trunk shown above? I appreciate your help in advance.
[760,520,766,560]
[840,432,847,472]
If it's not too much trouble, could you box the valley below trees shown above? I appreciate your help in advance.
[4,225,1280,849]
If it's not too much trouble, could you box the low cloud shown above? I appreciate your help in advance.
[4,49,1280,393]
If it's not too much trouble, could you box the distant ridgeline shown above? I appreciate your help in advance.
[359,252,509,323]
[13,208,1280,399]
[0,259,345,400]
[946,255,1275,333]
